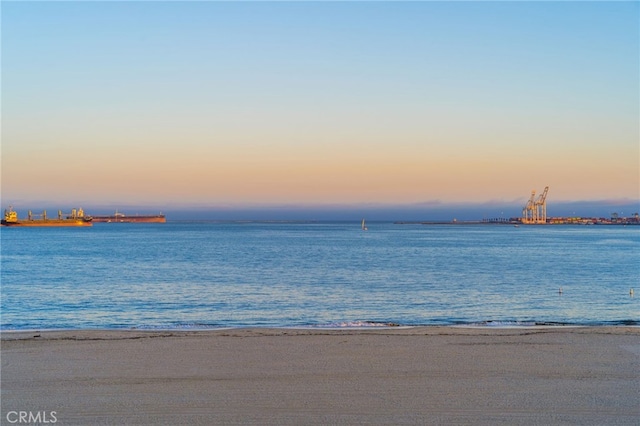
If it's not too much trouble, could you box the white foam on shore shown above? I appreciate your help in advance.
[300,320,406,329]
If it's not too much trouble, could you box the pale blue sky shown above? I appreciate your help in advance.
[2,1,638,211]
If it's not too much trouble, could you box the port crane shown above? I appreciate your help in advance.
[522,190,536,223]
[522,186,549,224]
[535,186,549,223]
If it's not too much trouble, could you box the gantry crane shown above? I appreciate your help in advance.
[522,186,549,224]
[522,190,536,223]
[535,186,549,223]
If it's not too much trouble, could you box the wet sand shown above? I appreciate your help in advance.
[2,327,639,425]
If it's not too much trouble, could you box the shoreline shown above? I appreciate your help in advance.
[1,323,638,337]
[2,327,639,425]
[2,325,639,346]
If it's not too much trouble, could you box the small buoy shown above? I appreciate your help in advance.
[631,288,634,297]
[558,287,563,294]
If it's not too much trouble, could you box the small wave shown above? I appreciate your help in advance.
[307,320,402,329]
[595,239,636,245]
[600,319,639,326]
[133,323,222,330]
[466,320,569,328]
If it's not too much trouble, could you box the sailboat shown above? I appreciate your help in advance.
[361,218,368,231]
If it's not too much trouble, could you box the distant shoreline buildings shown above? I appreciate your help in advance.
[402,186,640,225]
[517,186,638,225]
[477,213,640,225]
[398,215,640,226]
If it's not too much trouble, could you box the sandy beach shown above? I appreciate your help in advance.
[1,327,638,425]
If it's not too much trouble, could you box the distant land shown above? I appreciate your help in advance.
[165,200,640,222]
[7,199,638,222]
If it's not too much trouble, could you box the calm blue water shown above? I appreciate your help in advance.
[1,222,638,330]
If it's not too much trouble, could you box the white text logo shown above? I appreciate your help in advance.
[6,411,57,424]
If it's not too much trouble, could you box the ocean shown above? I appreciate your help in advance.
[1,222,638,330]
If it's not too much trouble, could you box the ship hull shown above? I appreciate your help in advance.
[1,219,93,227]
[91,215,166,223]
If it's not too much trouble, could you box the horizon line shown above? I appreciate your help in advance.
[3,197,639,210]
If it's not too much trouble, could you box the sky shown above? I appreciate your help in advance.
[2,1,639,219]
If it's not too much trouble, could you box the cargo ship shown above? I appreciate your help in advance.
[91,211,166,223]
[1,207,93,227]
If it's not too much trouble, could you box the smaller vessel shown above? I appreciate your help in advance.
[1,207,93,227]
[91,210,166,223]
[361,218,368,231]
